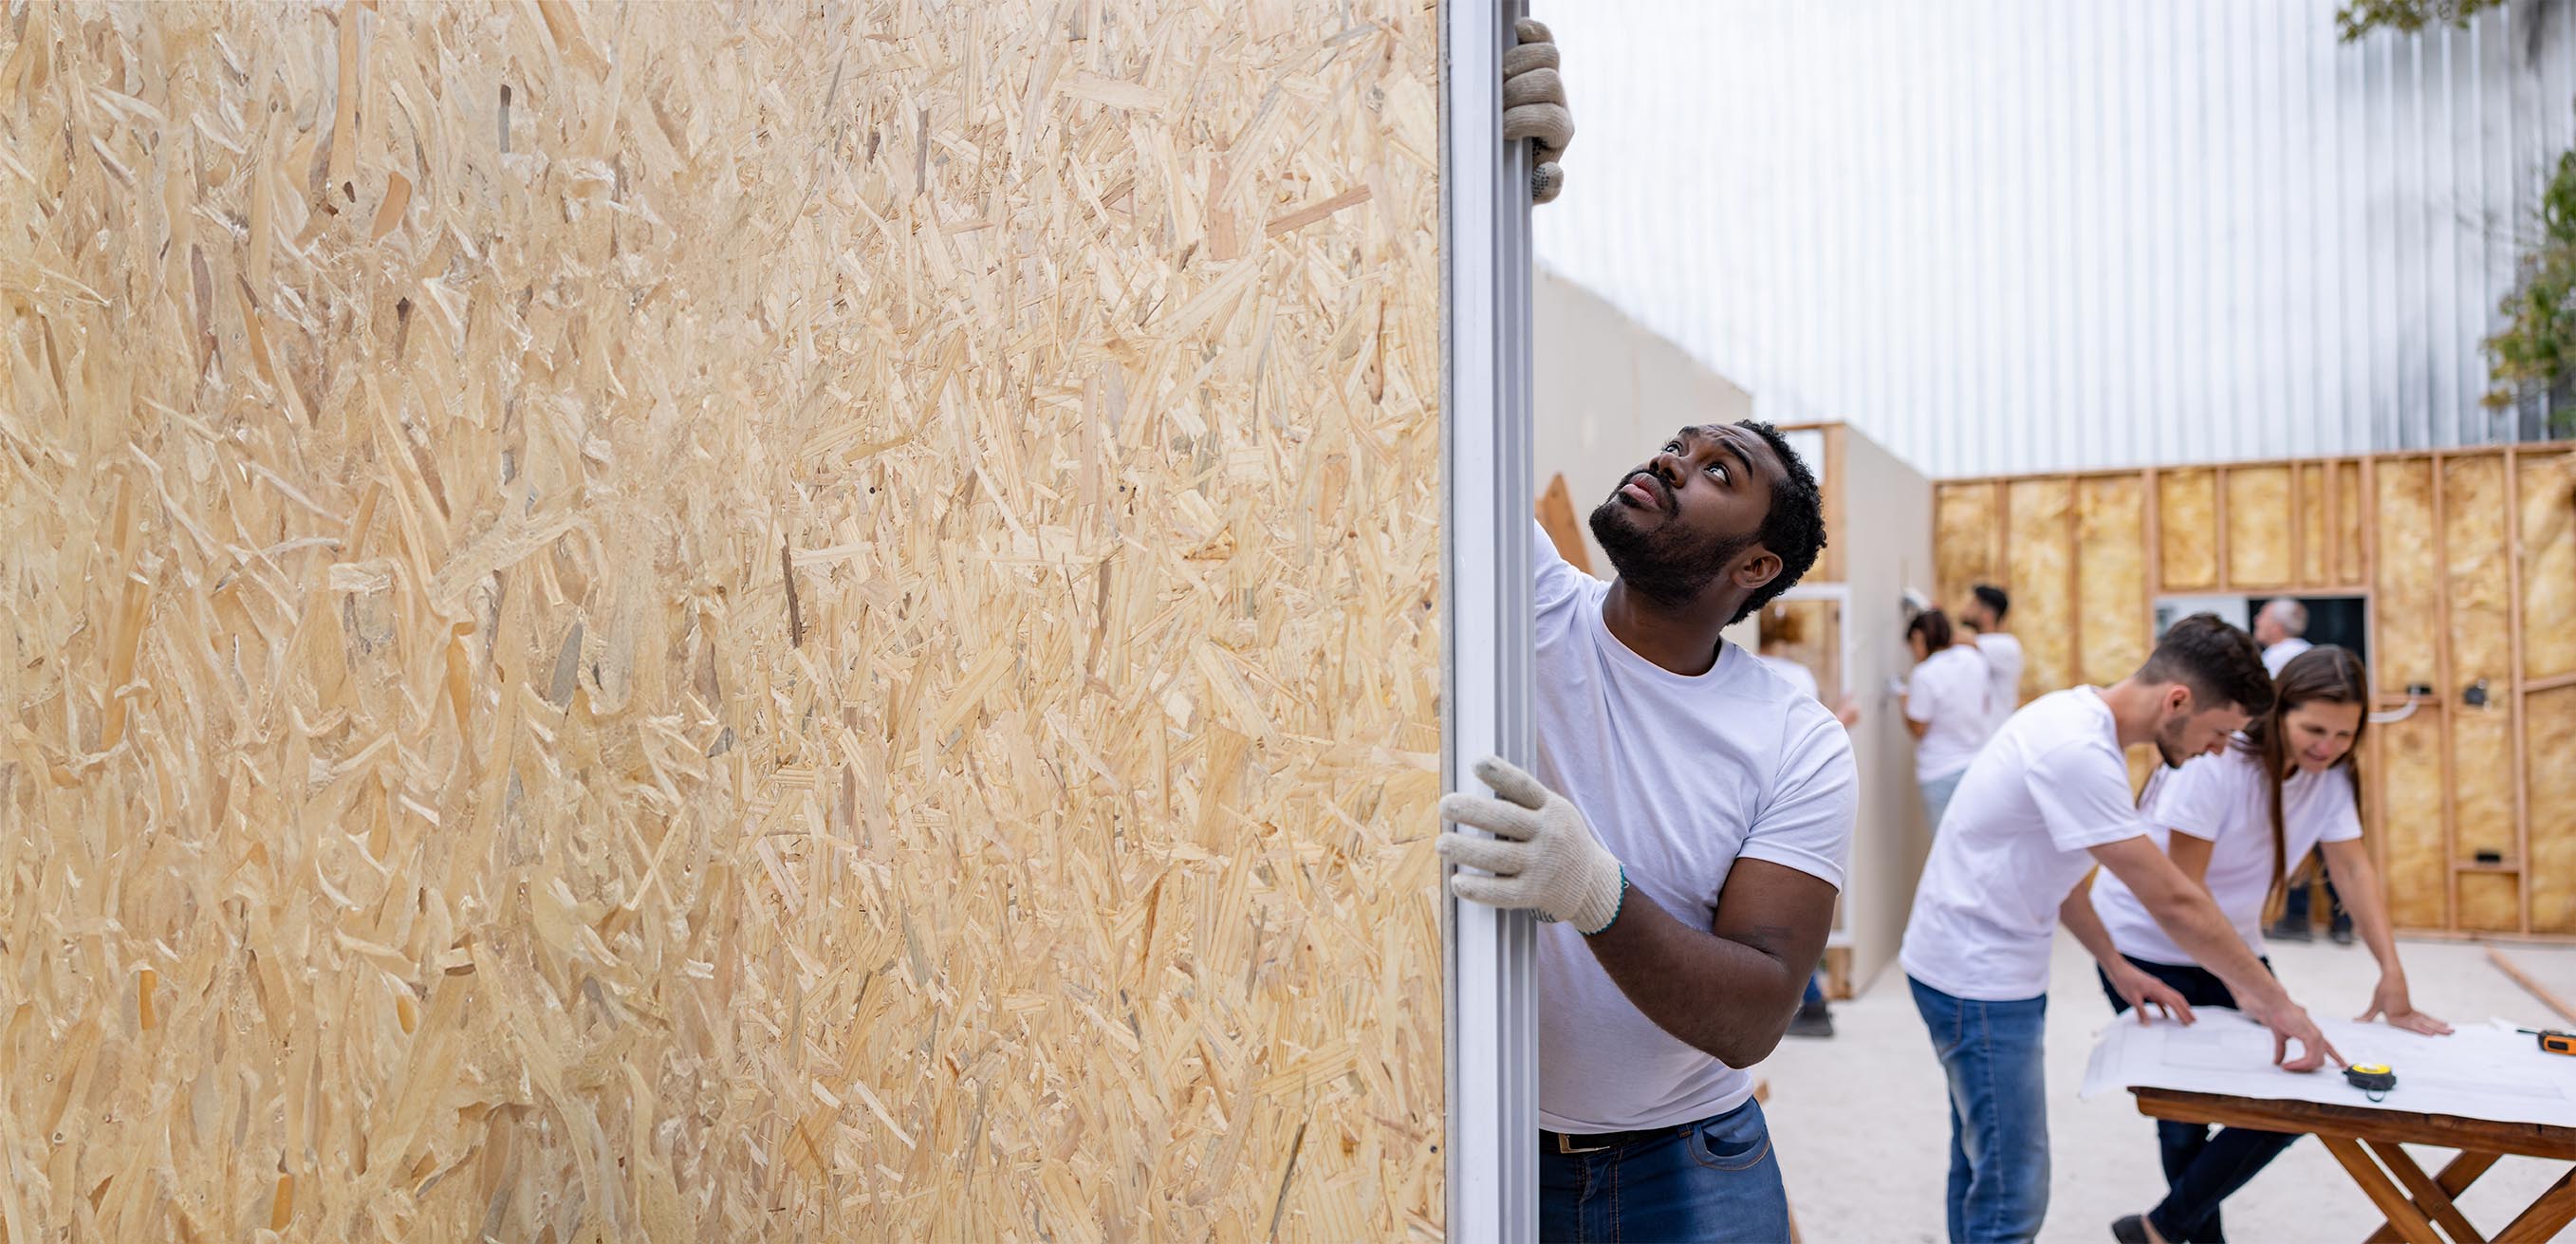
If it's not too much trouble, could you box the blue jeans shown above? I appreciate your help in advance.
[1921,770,1966,834]
[1538,1099,1790,1243]
[1910,976,2050,1244]
[2098,955,2299,1243]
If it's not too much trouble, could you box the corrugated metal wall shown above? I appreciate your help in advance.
[1532,0,2576,478]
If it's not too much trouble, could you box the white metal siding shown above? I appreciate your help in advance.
[1531,0,2576,477]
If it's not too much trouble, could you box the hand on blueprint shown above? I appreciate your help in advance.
[2244,995,2343,1072]
[2105,962,2196,1027]
[2359,975,2454,1036]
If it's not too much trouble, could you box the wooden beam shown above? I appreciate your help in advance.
[2320,1135,2444,1244]
[2364,1139,2488,1244]
[2506,447,2531,935]
[2434,456,2460,937]
[2487,946,2576,1025]
[2367,1152,2506,1244]
[2493,1170,2576,1244]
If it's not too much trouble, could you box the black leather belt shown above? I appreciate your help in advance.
[1542,1123,1689,1155]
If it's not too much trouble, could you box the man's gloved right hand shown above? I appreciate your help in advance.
[1503,18,1572,203]
[1437,756,1627,935]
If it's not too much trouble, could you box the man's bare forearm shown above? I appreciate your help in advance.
[2057,880,2127,973]
[1582,888,1815,1068]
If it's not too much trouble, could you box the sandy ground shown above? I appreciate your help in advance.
[1759,930,2576,1243]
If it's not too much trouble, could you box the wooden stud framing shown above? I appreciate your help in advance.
[1933,441,2569,938]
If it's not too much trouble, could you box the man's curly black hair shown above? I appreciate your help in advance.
[1733,419,1825,625]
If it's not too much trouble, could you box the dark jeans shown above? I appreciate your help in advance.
[1538,1099,1791,1243]
[2280,854,2349,934]
[2098,955,2301,1243]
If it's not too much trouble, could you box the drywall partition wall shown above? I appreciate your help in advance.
[0,3,1446,1240]
[1932,446,2576,938]
[1532,267,1754,574]
[1815,424,1936,992]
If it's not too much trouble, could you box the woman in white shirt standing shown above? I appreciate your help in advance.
[2078,646,2450,1244]
[1902,609,1992,833]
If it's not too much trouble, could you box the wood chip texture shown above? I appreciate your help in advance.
[0,2,1445,1239]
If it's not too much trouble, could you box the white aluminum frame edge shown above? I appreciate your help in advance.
[1442,2,1539,1240]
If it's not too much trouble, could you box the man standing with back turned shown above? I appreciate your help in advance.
[1900,616,2342,1244]
[2254,598,2313,677]
[1960,583,2024,731]
[1436,34,1855,1237]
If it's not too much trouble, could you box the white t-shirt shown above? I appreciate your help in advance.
[1904,644,1993,782]
[1972,630,2026,730]
[1529,522,1858,1131]
[1755,652,1822,704]
[2092,746,2363,965]
[1900,687,2148,1001]
[2262,637,2314,678]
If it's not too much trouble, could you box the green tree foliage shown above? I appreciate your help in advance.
[2482,148,2576,429]
[2334,0,2507,41]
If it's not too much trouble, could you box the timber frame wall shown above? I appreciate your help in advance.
[1936,446,2576,938]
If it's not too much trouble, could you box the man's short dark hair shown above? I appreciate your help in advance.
[1973,584,2010,625]
[1736,420,1825,624]
[2138,613,2275,716]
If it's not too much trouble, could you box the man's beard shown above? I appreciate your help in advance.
[2155,713,2191,768]
[1589,496,1755,609]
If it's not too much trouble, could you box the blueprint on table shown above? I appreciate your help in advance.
[2080,1009,2576,1128]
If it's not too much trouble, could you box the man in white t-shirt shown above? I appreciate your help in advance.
[1961,583,2026,732]
[1903,607,1993,832]
[1898,615,2340,1244]
[1440,417,1857,1242]
[2254,597,2314,677]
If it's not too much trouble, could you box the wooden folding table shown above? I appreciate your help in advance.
[2132,1087,2576,1244]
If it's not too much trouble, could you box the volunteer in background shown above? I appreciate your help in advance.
[1900,616,2341,1244]
[1435,29,1857,1238]
[1903,608,1992,833]
[1961,583,2025,729]
[2252,598,2313,677]
[1757,609,1862,1038]
[2076,645,2449,1244]
[2252,597,2348,944]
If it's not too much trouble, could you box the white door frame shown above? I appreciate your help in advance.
[1442,1,1539,1239]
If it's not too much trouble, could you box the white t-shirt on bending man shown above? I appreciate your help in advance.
[1900,687,2146,1002]
[1904,644,1993,782]
[1529,522,1858,1132]
[2092,746,2362,965]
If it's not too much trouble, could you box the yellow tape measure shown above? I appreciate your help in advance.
[2344,1063,2397,1101]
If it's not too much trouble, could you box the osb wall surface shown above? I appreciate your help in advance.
[0,3,1445,1240]
[1933,448,2576,937]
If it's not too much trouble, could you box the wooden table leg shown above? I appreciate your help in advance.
[2321,1135,2444,1244]
[2366,1152,2505,1244]
[2492,1169,2576,1244]
[2365,1141,2487,1244]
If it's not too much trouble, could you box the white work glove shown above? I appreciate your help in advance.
[1502,19,1572,203]
[1437,756,1628,935]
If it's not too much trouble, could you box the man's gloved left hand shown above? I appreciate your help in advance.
[1437,755,1627,935]
[1503,18,1573,203]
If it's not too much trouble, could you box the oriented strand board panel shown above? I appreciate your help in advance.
[2373,459,2441,698]
[2158,469,2219,591]
[2005,478,2075,700]
[1759,599,1842,702]
[2377,715,2449,929]
[2334,460,2368,585]
[2223,466,2294,588]
[0,4,1444,1241]
[2529,688,2576,933]
[2443,455,2512,687]
[2296,462,2330,585]
[2076,476,2147,686]
[1936,482,2002,611]
[2523,452,2576,681]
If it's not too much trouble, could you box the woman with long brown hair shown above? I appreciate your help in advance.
[2081,645,2451,1244]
